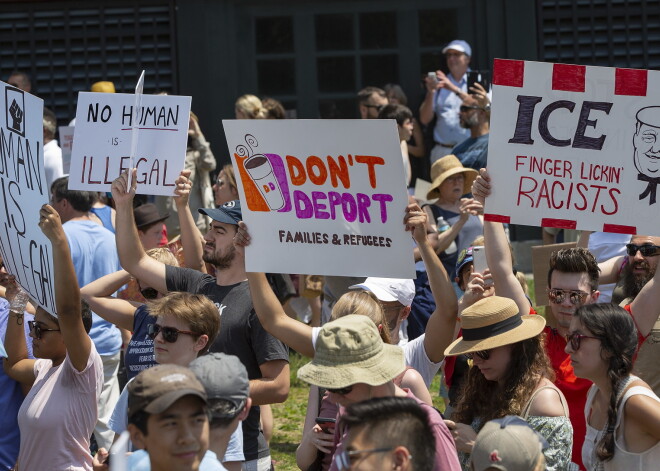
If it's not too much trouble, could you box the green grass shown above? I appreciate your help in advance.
[270,278,538,469]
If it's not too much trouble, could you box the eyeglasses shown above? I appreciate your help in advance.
[28,320,61,340]
[460,105,483,113]
[327,385,354,395]
[547,288,591,306]
[465,349,491,361]
[147,324,197,343]
[363,104,384,112]
[626,243,660,257]
[566,332,600,351]
[336,447,396,471]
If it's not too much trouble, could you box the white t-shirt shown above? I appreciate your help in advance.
[311,327,442,388]
[43,139,64,191]
[110,379,244,463]
[17,343,104,471]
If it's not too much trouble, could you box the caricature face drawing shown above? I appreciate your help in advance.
[633,122,660,177]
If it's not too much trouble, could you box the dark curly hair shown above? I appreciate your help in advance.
[453,333,554,425]
[547,247,600,291]
[573,303,637,462]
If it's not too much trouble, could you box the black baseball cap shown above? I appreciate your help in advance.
[199,200,242,225]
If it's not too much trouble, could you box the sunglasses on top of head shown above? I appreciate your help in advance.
[147,324,197,343]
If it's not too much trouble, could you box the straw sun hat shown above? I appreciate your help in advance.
[444,296,546,357]
[426,154,478,200]
[297,314,405,389]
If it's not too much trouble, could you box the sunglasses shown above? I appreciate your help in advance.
[336,447,395,471]
[363,104,384,111]
[460,105,483,113]
[547,288,590,306]
[465,349,491,360]
[626,243,660,257]
[566,332,599,351]
[28,320,61,340]
[327,385,354,395]
[147,324,197,343]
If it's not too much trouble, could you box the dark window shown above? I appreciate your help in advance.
[418,9,457,48]
[359,11,396,49]
[318,97,357,119]
[257,59,296,95]
[317,57,355,93]
[315,13,354,51]
[256,16,294,54]
[361,54,398,87]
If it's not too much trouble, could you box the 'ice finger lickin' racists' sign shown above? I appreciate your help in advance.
[68,80,191,195]
[486,60,660,235]
[0,81,56,314]
[223,120,414,278]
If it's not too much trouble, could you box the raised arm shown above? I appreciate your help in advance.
[472,169,531,314]
[630,255,660,337]
[406,203,457,363]
[39,204,91,372]
[173,170,206,272]
[111,169,167,294]
[419,74,438,125]
[597,254,625,286]
[2,274,36,385]
[80,270,139,331]
[234,222,315,357]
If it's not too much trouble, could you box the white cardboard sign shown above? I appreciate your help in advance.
[68,91,191,195]
[0,81,57,314]
[487,59,660,235]
[223,119,415,278]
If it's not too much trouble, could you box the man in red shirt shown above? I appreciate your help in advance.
[472,169,658,469]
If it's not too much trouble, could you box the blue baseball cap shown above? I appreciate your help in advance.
[455,246,474,277]
[199,200,242,225]
[442,39,472,57]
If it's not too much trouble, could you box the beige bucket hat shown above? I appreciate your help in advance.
[297,314,405,389]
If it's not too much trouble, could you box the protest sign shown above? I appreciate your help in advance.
[58,125,74,174]
[487,60,660,235]
[68,91,191,195]
[223,119,415,278]
[0,81,56,313]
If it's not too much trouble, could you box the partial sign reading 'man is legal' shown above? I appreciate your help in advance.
[69,91,191,195]
[0,81,56,314]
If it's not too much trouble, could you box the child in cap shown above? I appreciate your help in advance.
[127,364,209,471]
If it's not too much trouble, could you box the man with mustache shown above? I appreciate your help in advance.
[598,234,660,396]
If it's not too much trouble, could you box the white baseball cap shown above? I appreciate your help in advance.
[350,278,415,307]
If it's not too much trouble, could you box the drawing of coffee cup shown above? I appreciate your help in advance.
[244,154,285,210]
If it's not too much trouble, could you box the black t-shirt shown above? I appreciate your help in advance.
[165,266,289,461]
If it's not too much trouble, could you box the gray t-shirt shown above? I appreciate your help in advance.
[166,267,289,462]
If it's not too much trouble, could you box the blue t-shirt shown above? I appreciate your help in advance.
[64,220,122,356]
[90,205,115,233]
[124,305,156,380]
[0,299,34,471]
[451,133,489,171]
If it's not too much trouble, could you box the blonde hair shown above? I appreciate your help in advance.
[148,292,220,354]
[331,290,392,344]
[146,247,179,266]
[221,164,238,194]
[235,94,267,119]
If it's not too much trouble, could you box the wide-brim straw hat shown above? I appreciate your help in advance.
[297,314,405,389]
[444,296,546,356]
[426,154,478,200]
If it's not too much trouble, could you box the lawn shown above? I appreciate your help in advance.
[270,278,537,470]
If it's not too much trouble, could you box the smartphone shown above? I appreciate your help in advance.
[472,246,493,286]
[427,71,438,85]
[315,417,337,433]
[467,70,491,93]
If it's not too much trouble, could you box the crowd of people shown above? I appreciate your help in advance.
[2,38,660,471]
